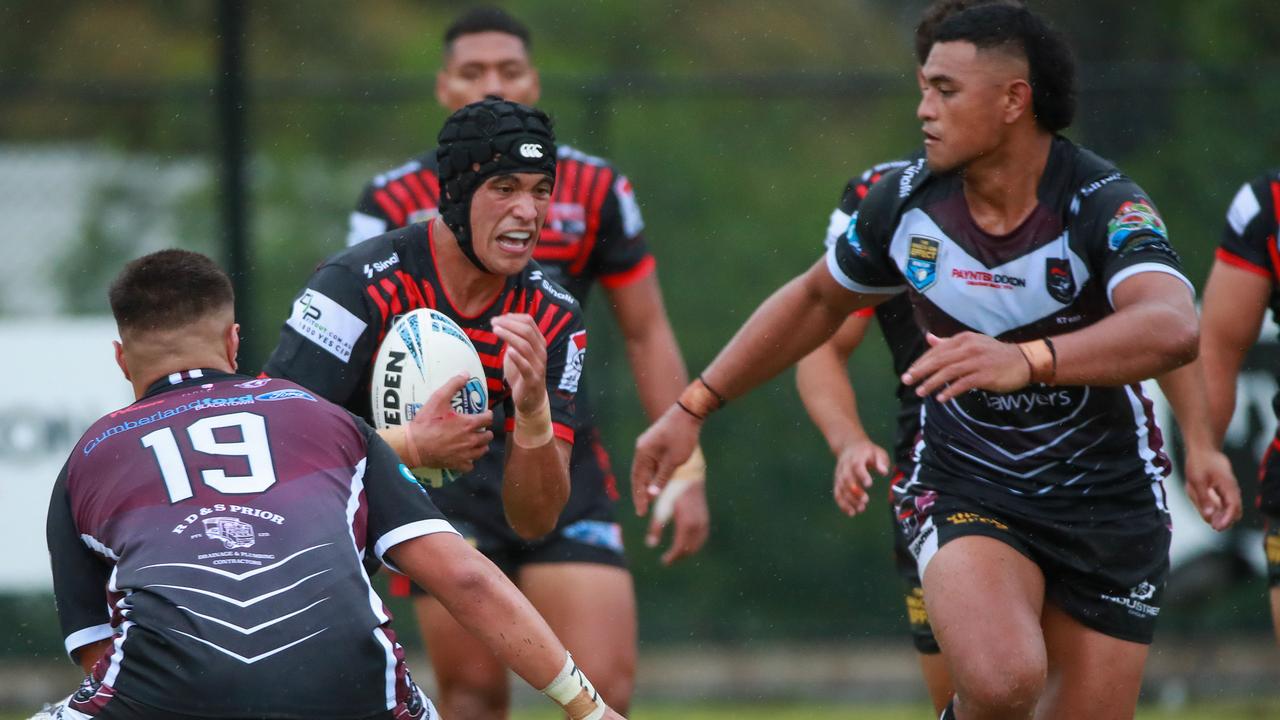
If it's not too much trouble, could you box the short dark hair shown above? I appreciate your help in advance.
[444,6,531,54]
[931,4,1077,133]
[109,249,234,334]
[914,0,1025,65]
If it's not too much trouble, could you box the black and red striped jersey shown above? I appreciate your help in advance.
[347,144,654,308]
[47,370,449,718]
[1217,169,1280,418]
[264,221,585,446]
[828,137,1191,519]
[822,157,927,468]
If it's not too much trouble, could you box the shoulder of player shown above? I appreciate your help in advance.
[556,143,617,172]
[857,156,933,226]
[521,261,582,313]
[1223,170,1280,236]
[367,150,439,189]
[318,224,425,282]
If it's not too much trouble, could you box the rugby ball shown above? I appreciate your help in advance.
[371,308,489,487]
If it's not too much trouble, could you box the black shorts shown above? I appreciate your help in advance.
[889,469,940,654]
[897,482,1172,645]
[1259,438,1280,586]
[393,426,626,597]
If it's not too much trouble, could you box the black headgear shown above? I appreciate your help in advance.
[436,96,557,273]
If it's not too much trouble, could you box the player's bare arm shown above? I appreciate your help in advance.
[377,373,494,472]
[904,272,1198,402]
[632,258,875,513]
[1156,362,1242,531]
[389,533,625,720]
[606,272,710,563]
[493,312,572,538]
[1200,259,1272,442]
[795,312,889,517]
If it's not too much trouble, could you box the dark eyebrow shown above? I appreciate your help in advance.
[925,72,956,86]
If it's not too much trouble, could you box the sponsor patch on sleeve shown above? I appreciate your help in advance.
[1107,199,1167,251]
[558,330,587,393]
[614,176,645,238]
[286,289,367,363]
[1226,182,1261,236]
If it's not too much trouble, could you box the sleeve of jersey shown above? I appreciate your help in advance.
[824,188,908,295]
[347,182,392,247]
[523,303,585,445]
[358,419,459,574]
[1089,184,1194,307]
[262,264,376,407]
[46,462,114,659]
[594,174,656,290]
[1216,176,1278,280]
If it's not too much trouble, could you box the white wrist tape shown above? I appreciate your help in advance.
[653,445,706,525]
[542,652,606,720]
[514,392,554,448]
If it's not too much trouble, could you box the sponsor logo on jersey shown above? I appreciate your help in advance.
[519,142,544,159]
[1107,199,1166,251]
[898,158,926,198]
[1078,172,1122,199]
[614,175,646,238]
[453,377,486,415]
[558,330,587,393]
[84,396,256,455]
[235,378,273,389]
[1045,258,1076,303]
[944,512,1009,530]
[548,202,587,237]
[906,236,940,291]
[255,389,317,402]
[562,519,624,553]
[844,213,867,257]
[1100,581,1161,618]
[363,251,400,278]
[203,517,256,549]
[172,503,285,535]
[980,388,1075,412]
[399,464,427,493]
[538,277,576,304]
[287,289,367,363]
[950,268,1026,290]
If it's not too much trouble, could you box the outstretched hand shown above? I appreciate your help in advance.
[631,405,702,517]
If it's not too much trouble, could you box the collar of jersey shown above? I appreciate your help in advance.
[141,368,239,399]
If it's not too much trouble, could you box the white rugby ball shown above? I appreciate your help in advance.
[371,308,489,487]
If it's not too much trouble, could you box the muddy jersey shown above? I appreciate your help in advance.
[1217,169,1280,418]
[264,221,585,447]
[823,158,927,467]
[348,144,653,309]
[827,138,1191,518]
[46,371,454,718]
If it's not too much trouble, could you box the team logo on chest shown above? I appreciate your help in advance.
[906,236,940,292]
[1045,258,1076,304]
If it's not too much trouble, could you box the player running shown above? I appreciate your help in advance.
[1200,168,1280,643]
[636,6,1203,718]
[340,8,707,716]
[42,249,623,720]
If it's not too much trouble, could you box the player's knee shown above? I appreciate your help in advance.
[953,651,1045,719]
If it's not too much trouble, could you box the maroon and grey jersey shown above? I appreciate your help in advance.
[47,371,453,718]
[1217,170,1280,418]
[264,222,584,446]
[827,138,1191,518]
[348,144,654,308]
[822,158,927,468]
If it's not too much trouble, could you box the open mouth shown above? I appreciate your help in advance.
[496,230,534,254]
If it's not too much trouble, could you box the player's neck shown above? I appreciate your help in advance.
[430,218,507,314]
[128,356,235,399]
[960,128,1053,237]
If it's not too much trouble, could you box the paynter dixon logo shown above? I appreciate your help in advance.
[906,236,940,292]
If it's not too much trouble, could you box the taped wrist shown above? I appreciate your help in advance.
[514,392,554,448]
[1016,338,1056,385]
[676,377,725,420]
[653,445,706,525]
[542,652,607,720]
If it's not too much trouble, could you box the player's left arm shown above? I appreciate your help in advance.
[1154,362,1242,531]
[493,313,573,539]
[45,462,115,673]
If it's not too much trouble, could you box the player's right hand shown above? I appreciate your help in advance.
[631,404,702,517]
[832,437,889,517]
[1183,445,1243,531]
[410,374,493,472]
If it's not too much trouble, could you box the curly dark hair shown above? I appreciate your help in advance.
[914,0,1025,65]
[931,4,1077,133]
[109,249,233,334]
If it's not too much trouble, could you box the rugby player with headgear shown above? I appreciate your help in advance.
[636,5,1207,718]
[339,7,707,716]
[794,1,1240,713]
[1199,167,1280,645]
[40,249,623,720]
[265,95,628,718]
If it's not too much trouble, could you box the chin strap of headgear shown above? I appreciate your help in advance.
[436,96,557,273]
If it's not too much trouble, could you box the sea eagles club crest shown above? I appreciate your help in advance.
[907,236,940,292]
[1045,257,1076,304]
